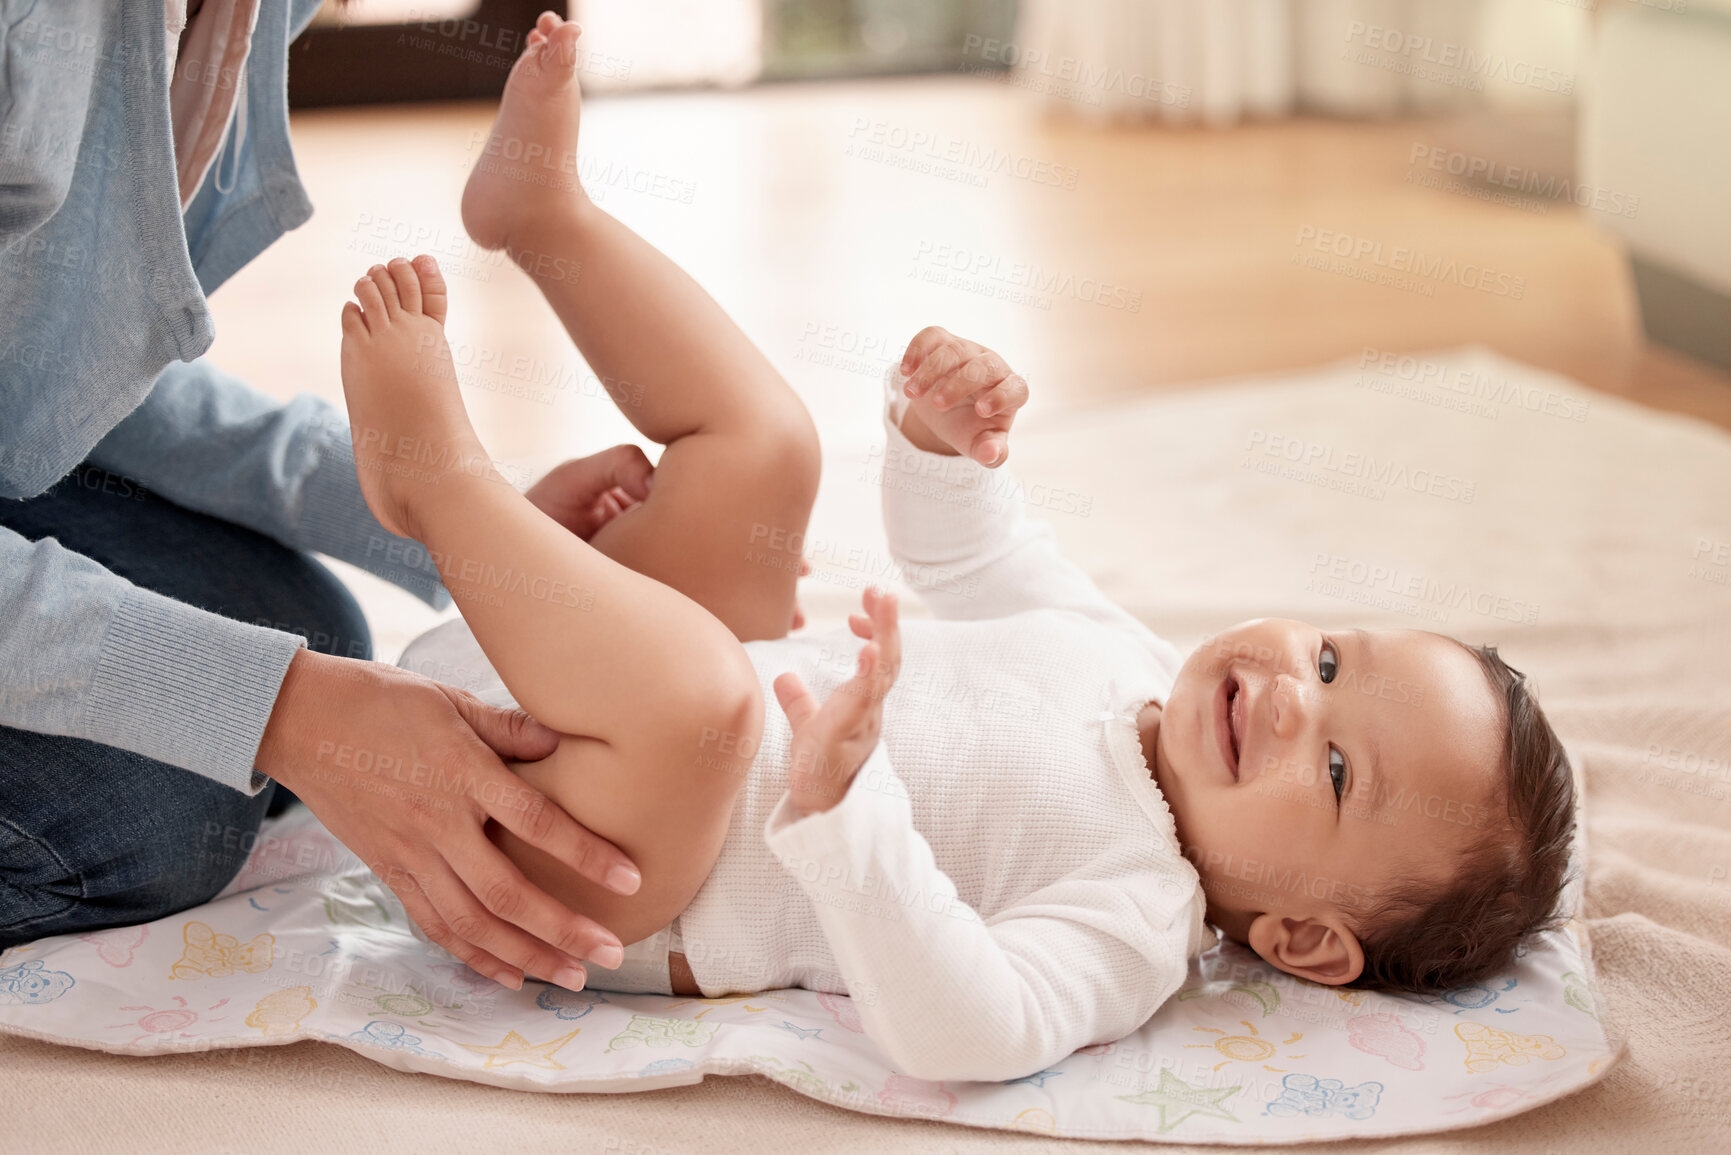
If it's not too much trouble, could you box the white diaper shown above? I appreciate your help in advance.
[585,919,683,996]
[405,908,681,996]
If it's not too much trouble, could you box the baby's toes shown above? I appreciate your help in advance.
[387,257,422,315]
[353,274,388,327]
[367,263,402,315]
[341,300,367,338]
[411,254,449,325]
[543,19,582,70]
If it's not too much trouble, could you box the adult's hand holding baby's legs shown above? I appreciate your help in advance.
[256,649,641,991]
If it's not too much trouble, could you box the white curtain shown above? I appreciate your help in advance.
[558,0,1583,115]
[1010,0,1493,124]
[572,0,762,91]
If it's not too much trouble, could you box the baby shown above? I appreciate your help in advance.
[343,13,1576,1083]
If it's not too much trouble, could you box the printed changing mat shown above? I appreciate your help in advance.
[0,795,1618,1144]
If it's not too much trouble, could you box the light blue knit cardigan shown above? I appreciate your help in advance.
[0,0,448,793]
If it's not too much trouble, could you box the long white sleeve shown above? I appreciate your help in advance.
[763,745,1196,1083]
[874,372,1177,668]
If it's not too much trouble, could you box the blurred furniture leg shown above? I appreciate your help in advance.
[1581,5,1731,373]
[288,0,549,107]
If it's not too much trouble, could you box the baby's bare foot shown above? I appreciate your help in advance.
[339,255,490,541]
[461,11,589,254]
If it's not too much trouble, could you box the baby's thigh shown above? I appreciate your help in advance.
[587,428,820,643]
[488,711,756,947]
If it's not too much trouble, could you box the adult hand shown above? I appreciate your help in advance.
[525,443,655,540]
[257,649,641,991]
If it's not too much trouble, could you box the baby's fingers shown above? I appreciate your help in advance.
[969,429,1009,468]
[899,325,955,378]
[863,589,901,699]
[927,351,1010,413]
[773,672,821,732]
[972,373,1028,420]
[836,642,889,722]
[905,337,983,400]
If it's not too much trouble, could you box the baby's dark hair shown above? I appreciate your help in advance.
[1343,642,1576,993]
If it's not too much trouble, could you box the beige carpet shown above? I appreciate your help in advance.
[9,348,1730,1153]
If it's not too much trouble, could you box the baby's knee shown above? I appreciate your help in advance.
[677,642,764,789]
[736,404,821,517]
[770,407,822,510]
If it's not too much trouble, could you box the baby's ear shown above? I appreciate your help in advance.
[1246,912,1365,986]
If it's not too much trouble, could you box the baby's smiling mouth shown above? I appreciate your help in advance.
[1217,671,1242,781]
[1228,677,1245,776]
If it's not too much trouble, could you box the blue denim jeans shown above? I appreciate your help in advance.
[0,465,371,950]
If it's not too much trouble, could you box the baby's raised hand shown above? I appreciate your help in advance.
[773,588,901,817]
[897,326,1029,468]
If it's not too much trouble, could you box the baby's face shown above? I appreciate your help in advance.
[1152,619,1504,937]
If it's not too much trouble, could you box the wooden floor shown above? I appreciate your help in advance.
[202,75,1731,650]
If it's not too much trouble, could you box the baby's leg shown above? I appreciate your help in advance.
[461,13,818,643]
[341,255,760,948]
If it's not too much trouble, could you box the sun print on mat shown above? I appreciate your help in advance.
[107,994,231,1044]
[1187,1019,1305,1072]
[1010,1107,1057,1134]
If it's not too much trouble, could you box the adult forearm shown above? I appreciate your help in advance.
[89,359,448,605]
[0,526,303,792]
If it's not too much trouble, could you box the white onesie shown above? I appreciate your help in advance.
[399,392,1212,1083]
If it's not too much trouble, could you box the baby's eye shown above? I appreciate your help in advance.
[1328,746,1347,801]
[1317,639,1339,684]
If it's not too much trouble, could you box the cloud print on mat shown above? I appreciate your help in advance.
[1348,1012,1426,1070]
[79,925,147,967]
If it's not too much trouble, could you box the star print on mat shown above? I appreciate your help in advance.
[1116,1070,1243,1133]
[460,1027,582,1070]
